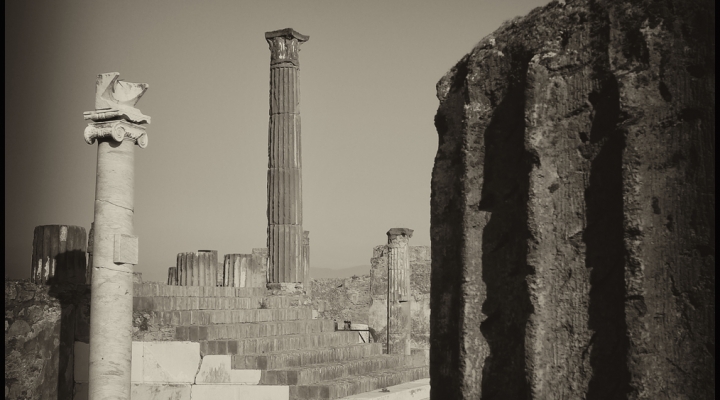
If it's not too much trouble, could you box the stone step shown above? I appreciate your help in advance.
[233,343,384,370]
[190,384,289,400]
[141,307,313,326]
[176,319,336,341]
[133,282,267,298]
[200,331,360,355]
[289,366,429,400]
[261,354,415,386]
[336,378,430,400]
[134,295,304,312]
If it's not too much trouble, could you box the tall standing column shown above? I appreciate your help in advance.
[84,72,149,400]
[387,228,413,355]
[302,230,310,286]
[265,28,309,288]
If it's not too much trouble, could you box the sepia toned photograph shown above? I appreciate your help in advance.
[5,0,714,399]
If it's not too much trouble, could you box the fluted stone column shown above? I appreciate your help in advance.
[84,72,149,400]
[198,250,218,287]
[224,253,266,287]
[176,251,218,286]
[31,225,87,285]
[302,231,310,285]
[387,228,413,355]
[167,266,178,285]
[265,28,309,289]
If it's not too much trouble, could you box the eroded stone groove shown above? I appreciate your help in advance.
[430,1,714,399]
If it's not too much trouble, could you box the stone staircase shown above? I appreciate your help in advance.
[126,282,429,400]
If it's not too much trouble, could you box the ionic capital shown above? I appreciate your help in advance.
[84,120,148,148]
[266,28,309,67]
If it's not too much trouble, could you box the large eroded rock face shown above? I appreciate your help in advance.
[430,0,714,399]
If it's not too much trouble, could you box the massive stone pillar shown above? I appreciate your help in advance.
[387,228,413,355]
[430,1,714,399]
[84,72,149,400]
[265,28,309,288]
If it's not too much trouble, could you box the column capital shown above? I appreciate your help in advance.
[387,228,414,243]
[84,120,148,148]
[265,28,309,67]
[83,72,151,124]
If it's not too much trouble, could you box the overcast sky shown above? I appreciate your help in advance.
[5,0,549,282]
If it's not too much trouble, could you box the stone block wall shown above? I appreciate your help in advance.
[5,280,90,400]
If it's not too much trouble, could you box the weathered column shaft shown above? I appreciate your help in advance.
[302,231,310,285]
[266,28,308,285]
[31,225,87,285]
[85,72,148,400]
[88,138,137,399]
[387,228,413,355]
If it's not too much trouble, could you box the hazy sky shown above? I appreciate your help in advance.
[5,0,549,282]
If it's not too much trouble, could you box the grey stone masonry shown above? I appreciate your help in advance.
[265,28,309,286]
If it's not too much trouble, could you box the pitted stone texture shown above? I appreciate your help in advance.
[430,0,715,399]
[5,280,90,400]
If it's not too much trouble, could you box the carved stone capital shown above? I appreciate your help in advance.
[266,28,309,67]
[84,120,148,148]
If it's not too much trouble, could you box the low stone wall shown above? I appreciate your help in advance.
[5,279,90,400]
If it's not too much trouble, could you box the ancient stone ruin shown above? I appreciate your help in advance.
[5,1,714,397]
[6,28,432,400]
[430,0,714,399]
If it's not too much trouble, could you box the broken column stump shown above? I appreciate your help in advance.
[31,225,87,285]
[176,250,218,286]
[430,1,715,399]
[387,228,413,356]
[223,253,265,288]
[167,266,178,285]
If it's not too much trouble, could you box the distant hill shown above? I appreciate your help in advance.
[311,265,371,279]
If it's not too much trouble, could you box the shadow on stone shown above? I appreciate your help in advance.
[583,74,632,400]
[478,45,535,399]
